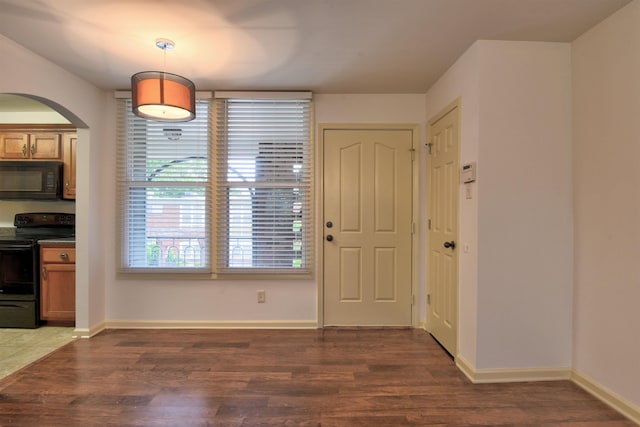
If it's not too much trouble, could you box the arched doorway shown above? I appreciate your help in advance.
[0,92,89,335]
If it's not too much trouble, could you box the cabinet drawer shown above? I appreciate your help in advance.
[41,247,76,263]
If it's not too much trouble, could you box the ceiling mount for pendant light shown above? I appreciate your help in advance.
[131,38,195,122]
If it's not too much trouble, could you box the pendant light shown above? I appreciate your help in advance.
[131,38,195,122]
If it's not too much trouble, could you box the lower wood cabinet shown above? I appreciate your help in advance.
[40,244,75,323]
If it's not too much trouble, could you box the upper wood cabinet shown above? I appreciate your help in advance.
[0,133,29,158]
[31,133,62,159]
[0,125,77,200]
[63,133,77,200]
[0,132,62,160]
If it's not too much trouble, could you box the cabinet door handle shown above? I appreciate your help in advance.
[42,267,47,280]
[60,252,69,260]
[30,143,35,156]
[22,144,27,157]
[65,181,70,193]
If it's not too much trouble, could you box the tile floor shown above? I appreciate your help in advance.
[0,326,75,380]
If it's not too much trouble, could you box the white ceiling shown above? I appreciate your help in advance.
[0,0,631,95]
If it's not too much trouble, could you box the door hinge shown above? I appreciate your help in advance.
[428,219,432,230]
[410,148,416,161]
[427,294,431,305]
[426,142,433,154]
[412,222,416,234]
[411,294,416,306]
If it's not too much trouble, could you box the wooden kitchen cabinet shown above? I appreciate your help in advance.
[0,132,62,160]
[1,125,77,200]
[40,244,75,323]
[62,133,77,199]
[0,133,28,158]
[30,133,62,159]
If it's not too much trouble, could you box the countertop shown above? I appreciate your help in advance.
[0,227,16,238]
[38,237,76,244]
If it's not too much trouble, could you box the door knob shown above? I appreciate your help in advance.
[443,241,456,249]
[326,221,333,228]
[326,235,334,242]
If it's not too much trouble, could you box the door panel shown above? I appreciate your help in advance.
[340,144,362,232]
[340,248,362,301]
[374,143,397,232]
[323,128,413,326]
[374,248,396,300]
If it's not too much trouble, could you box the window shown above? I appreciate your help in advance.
[214,94,313,274]
[116,99,211,272]
[116,93,313,276]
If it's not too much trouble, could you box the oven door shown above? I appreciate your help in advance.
[0,242,38,327]
[0,242,37,300]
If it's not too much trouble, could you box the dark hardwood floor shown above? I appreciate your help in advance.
[0,329,634,426]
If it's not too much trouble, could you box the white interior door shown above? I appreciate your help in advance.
[427,104,460,355]
[323,128,413,326]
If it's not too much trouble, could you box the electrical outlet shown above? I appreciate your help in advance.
[257,290,266,303]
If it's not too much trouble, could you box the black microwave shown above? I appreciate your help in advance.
[0,161,63,200]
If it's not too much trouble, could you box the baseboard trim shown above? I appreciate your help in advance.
[104,320,319,330]
[455,356,571,384]
[571,370,640,425]
[72,321,106,338]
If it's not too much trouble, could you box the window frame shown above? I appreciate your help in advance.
[212,92,314,278]
[115,91,314,279]
[116,94,212,275]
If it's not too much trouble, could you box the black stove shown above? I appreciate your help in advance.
[12,212,74,241]
[0,213,75,328]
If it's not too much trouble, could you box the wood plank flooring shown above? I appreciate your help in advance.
[0,329,634,426]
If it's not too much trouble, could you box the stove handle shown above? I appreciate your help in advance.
[0,244,34,250]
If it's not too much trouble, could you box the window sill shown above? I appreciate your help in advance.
[211,272,314,281]
[115,271,314,281]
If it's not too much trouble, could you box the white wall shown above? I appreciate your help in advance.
[572,0,640,406]
[0,111,68,124]
[0,33,110,332]
[475,41,573,369]
[105,94,426,324]
[425,40,573,370]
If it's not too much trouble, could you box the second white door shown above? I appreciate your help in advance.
[427,103,460,355]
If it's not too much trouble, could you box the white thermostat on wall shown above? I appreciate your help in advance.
[461,161,477,183]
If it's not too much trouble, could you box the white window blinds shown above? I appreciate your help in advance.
[214,97,313,274]
[116,99,212,272]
